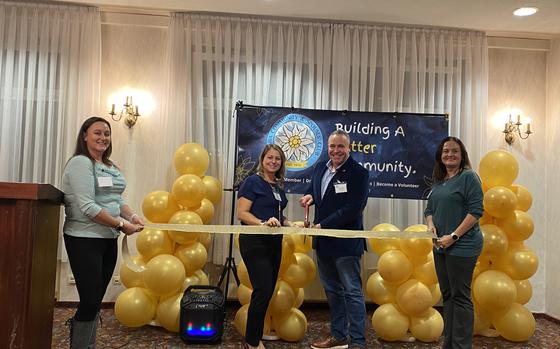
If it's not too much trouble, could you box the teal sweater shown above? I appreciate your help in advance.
[62,155,126,239]
[424,169,484,257]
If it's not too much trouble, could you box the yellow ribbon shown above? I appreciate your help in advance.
[122,223,434,273]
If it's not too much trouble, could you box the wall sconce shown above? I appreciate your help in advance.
[109,96,140,128]
[503,114,532,145]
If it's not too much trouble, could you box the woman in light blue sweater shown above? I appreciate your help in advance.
[62,116,144,348]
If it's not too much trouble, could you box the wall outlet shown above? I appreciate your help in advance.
[68,274,76,284]
[113,276,121,285]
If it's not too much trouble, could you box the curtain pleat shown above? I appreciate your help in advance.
[0,2,101,185]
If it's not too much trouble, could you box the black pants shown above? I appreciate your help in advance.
[239,235,282,346]
[64,234,118,321]
[434,252,478,349]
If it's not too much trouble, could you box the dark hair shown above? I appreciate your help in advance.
[73,116,114,166]
[432,136,471,183]
[256,144,286,185]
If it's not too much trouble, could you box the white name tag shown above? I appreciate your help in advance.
[273,191,282,201]
[98,176,113,187]
[334,182,347,193]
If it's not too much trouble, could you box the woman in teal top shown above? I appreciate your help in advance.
[62,116,144,349]
[425,136,483,349]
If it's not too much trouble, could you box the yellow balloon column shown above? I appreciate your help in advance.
[234,230,314,342]
[367,223,443,343]
[115,143,223,332]
[473,150,537,342]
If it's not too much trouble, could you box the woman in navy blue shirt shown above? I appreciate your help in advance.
[237,144,292,349]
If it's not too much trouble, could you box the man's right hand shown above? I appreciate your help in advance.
[299,194,313,207]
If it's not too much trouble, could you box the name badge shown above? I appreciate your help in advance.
[273,191,282,201]
[334,182,347,193]
[98,176,113,187]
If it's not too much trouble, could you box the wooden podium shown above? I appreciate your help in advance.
[0,182,63,349]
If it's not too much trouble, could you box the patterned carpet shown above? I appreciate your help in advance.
[52,304,560,348]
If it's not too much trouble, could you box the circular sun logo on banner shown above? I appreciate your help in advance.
[266,113,323,171]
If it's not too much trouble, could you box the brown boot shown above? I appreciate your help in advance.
[310,336,348,349]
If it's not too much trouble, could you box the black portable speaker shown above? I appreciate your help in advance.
[179,285,225,344]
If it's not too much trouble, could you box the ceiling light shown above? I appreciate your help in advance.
[513,7,538,16]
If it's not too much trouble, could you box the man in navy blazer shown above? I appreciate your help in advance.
[300,129,369,349]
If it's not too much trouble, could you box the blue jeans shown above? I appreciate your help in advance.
[317,254,366,347]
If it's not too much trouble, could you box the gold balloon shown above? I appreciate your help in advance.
[473,300,492,335]
[181,274,201,292]
[172,174,206,209]
[114,287,157,328]
[428,283,441,306]
[143,254,186,296]
[156,292,182,332]
[136,229,174,261]
[279,240,297,277]
[234,234,240,250]
[513,279,532,305]
[399,224,432,265]
[296,253,316,283]
[413,256,438,285]
[291,233,313,253]
[173,143,210,177]
[174,242,208,275]
[409,307,444,342]
[396,279,432,316]
[498,210,534,242]
[473,270,516,316]
[493,303,535,342]
[141,191,180,223]
[167,210,202,245]
[480,224,509,258]
[237,259,252,289]
[510,184,533,212]
[202,175,223,204]
[194,269,210,285]
[369,223,400,255]
[234,304,250,336]
[237,284,253,305]
[193,198,215,224]
[268,280,295,317]
[282,262,308,289]
[119,255,147,288]
[377,249,413,285]
[198,233,213,251]
[483,186,518,218]
[496,244,538,280]
[294,288,305,308]
[473,254,492,280]
[371,303,409,341]
[272,308,308,342]
[366,272,396,305]
[479,150,519,188]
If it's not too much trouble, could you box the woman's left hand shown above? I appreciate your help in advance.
[437,234,455,249]
[263,217,281,227]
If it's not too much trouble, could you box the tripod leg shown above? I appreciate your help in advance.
[217,258,230,289]
[230,259,240,286]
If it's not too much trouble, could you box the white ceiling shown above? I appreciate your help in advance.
[54,0,560,37]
